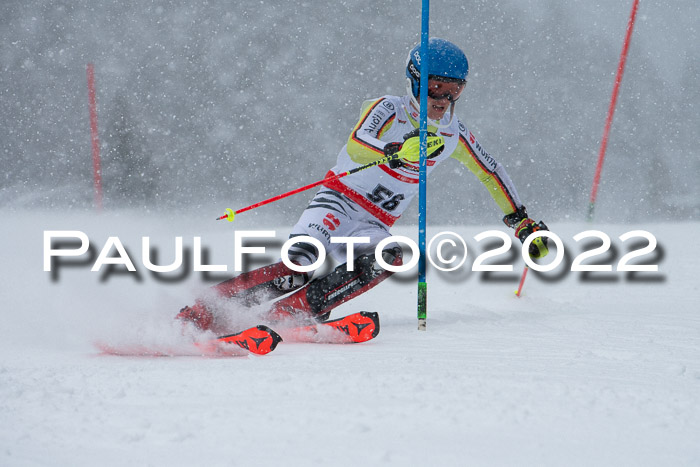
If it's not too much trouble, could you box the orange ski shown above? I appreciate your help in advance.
[96,325,282,357]
[280,311,380,344]
[204,325,283,355]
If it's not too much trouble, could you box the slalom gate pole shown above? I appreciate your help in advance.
[417,0,430,331]
[86,63,103,211]
[217,153,397,222]
[587,0,639,221]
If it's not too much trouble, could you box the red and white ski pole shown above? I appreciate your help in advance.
[216,153,396,222]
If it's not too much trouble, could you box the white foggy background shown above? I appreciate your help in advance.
[1,0,698,224]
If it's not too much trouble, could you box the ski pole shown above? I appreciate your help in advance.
[217,153,396,222]
[514,265,529,297]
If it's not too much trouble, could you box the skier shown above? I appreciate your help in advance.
[177,38,549,332]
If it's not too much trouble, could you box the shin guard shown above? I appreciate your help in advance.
[269,247,403,321]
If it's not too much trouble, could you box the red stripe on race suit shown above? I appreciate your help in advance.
[378,164,417,184]
[322,171,399,227]
[377,159,436,184]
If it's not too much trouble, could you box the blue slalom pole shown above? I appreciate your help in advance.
[417,0,429,331]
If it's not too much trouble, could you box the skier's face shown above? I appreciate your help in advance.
[426,79,465,120]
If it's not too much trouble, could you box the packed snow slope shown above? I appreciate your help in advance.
[1,210,699,466]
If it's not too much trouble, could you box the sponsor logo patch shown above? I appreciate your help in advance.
[322,213,341,231]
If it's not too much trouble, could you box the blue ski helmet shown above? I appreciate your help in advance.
[406,38,469,99]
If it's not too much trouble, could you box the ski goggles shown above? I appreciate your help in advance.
[426,78,465,103]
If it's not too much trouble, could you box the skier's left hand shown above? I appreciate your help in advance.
[504,207,550,259]
[515,218,549,259]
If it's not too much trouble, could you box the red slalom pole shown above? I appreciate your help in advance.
[86,63,103,211]
[587,0,640,221]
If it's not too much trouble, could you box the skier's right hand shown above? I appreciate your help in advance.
[384,130,445,168]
